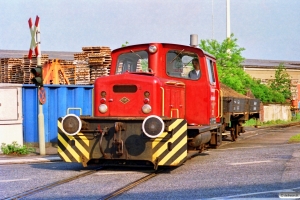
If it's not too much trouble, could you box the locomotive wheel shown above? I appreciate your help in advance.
[235,124,239,138]
[230,130,236,141]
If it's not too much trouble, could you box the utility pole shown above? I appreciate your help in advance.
[212,0,214,39]
[226,0,231,38]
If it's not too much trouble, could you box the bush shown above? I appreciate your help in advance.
[288,134,300,143]
[1,141,35,155]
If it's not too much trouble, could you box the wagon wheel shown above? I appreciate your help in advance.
[235,123,239,139]
[230,129,236,141]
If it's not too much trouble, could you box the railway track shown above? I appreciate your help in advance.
[3,167,163,200]
[4,123,299,199]
[4,169,100,200]
[101,169,163,200]
[224,122,300,141]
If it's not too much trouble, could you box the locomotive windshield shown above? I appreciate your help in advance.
[116,50,149,74]
[166,50,200,80]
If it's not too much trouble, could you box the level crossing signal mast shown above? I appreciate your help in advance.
[28,15,43,87]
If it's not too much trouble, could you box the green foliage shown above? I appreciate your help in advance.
[244,118,260,126]
[122,41,129,47]
[200,33,245,69]
[296,112,300,120]
[249,80,285,103]
[245,117,300,127]
[288,134,300,143]
[269,64,292,100]
[199,34,286,103]
[141,61,148,72]
[245,118,300,143]
[1,141,35,155]
[291,112,300,121]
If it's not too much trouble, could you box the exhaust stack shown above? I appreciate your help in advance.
[190,34,198,47]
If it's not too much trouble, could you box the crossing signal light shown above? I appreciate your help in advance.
[31,66,43,86]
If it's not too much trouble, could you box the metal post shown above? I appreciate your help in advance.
[212,0,214,39]
[226,0,231,38]
[36,24,46,155]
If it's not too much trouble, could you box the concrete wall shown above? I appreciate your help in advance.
[262,104,291,122]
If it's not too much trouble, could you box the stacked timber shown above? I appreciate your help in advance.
[59,60,75,85]
[0,58,22,83]
[0,59,3,82]
[22,55,49,84]
[74,53,88,61]
[82,46,112,83]
[0,46,112,85]
[73,53,90,85]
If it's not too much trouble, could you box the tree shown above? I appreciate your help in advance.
[199,34,286,103]
[122,41,129,47]
[200,33,245,69]
[269,64,292,100]
[200,34,247,92]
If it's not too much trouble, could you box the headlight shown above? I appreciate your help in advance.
[142,104,152,114]
[61,114,82,136]
[142,115,165,138]
[99,104,108,113]
[149,45,157,53]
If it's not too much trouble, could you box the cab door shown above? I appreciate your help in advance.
[206,58,220,124]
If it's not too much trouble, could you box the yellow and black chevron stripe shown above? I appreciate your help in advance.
[152,118,187,166]
[57,118,90,163]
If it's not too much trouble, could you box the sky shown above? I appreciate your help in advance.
[1,0,300,61]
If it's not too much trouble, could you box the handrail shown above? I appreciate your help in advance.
[160,87,165,116]
[165,81,176,85]
[215,89,220,118]
[170,108,179,118]
[219,89,223,118]
[175,82,185,86]
[67,107,82,115]
[215,89,223,118]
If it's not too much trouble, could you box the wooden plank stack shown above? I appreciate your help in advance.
[0,58,22,83]
[59,60,75,84]
[82,46,112,83]
[73,53,90,85]
[0,46,111,85]
[0,58,4,83]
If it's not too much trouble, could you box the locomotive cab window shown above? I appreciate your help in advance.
[116,50,149,74]
[166,50,200,80]
[206,58,216,84]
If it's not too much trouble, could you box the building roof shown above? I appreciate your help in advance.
[242,59,300,69]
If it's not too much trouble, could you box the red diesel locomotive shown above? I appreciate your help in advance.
[57,35,259,169]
